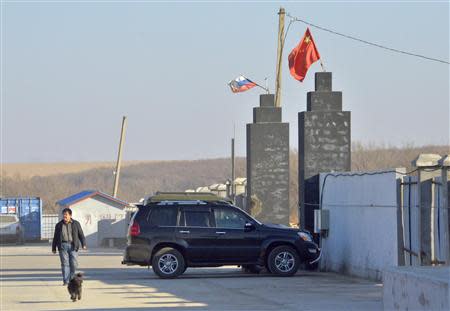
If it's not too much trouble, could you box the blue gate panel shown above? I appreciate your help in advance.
[0,197,42,240]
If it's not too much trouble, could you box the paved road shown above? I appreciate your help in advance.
[0,244,382,311]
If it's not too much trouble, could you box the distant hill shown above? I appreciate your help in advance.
[351,143,449,171]
[2,144,448,222]
[2,161,155,179]
[2,158,246,214]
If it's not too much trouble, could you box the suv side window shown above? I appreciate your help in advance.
[133,206,150,222]
[214,208,248,229]
[149,206,178,226]
[180,210,212,227]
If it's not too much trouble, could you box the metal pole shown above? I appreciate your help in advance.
[274,7,285,108]
[231,138,235,198]
[113,116,127,198]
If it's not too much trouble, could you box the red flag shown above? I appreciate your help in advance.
[288,28,321,82]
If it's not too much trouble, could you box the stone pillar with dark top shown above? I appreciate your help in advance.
[246,94,290,225]
[299,72,351,231]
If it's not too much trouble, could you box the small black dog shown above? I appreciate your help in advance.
[67,272,83,302]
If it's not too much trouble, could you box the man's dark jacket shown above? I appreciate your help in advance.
[52,219,86,252]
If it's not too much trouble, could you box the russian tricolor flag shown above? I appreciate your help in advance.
[228,76,257,93]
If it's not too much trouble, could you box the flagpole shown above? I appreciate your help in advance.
[264,77,269,94]
[319,59,326,72]
[255,83,270,93]
[243,75,269,93]
[275,7,285,107]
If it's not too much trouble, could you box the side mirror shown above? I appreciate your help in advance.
[244,222,255,232]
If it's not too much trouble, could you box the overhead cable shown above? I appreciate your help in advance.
[286,13,450,65]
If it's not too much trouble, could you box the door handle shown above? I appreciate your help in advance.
[179,230,190,234]
[216,231,226,235]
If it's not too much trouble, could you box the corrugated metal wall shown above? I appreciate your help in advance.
[41,214,59,240]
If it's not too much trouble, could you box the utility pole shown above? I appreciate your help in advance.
[275,7,285,108]
[113,116,127,198]
[231,138,235,198]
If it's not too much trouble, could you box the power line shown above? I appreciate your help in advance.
[286,13,450,65]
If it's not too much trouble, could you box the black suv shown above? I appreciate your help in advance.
[122,193,321,278]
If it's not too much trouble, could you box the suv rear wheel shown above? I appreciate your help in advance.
[151,247,186,278]
[267,245,299,276]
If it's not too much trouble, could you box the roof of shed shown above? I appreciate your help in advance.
[57,190,129,207]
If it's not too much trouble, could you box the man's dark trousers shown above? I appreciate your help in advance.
[59,242,78,284]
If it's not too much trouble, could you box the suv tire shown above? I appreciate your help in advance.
[151,247,186,279]
[267,245,299,276]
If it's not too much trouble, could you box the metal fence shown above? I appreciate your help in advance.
[41,214,59,240]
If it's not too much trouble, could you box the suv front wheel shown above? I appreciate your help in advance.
[152,247,186,279]
[267,245,299,276]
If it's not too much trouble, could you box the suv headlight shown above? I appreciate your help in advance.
[297,231,313,242]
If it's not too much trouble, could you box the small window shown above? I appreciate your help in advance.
[149,207,178,226]
[182,211,211,227]
[214,208,248,229]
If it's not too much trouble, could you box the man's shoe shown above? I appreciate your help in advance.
[63,283,67,286]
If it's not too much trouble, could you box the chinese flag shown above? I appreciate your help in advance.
[288,28,321,82]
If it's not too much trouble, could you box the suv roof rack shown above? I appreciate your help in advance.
[146,192,233,204]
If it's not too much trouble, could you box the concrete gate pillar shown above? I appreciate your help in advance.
[246,94,290,225]
[438,155,450,265]
[412,153,442,265]
[298,72,351,231]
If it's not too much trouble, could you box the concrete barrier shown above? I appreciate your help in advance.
[383,266,449,311]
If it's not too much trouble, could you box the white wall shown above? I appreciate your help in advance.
[319,170,403,280]
[60,195,126,247]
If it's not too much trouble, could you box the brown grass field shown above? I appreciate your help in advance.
[1,161,155,179]
[1,144,449,218]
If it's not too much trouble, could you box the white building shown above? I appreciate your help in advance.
[234,177,247,195]
[57,190,129,247]
[195,186,211,193]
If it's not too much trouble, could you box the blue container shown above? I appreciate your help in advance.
[0,197,42,241]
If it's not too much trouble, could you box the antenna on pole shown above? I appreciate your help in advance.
[113,116,127,198]
[275,7,285,107]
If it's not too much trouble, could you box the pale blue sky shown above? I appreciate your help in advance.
[2,1,449,162]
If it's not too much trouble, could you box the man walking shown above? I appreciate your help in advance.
[52,208,87,285]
